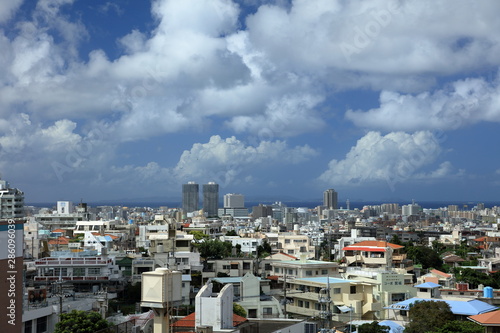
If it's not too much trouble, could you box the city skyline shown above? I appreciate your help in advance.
[1,1,500,203]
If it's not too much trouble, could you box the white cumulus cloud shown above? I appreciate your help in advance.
[346,76,500,131]
[318,131,442,187]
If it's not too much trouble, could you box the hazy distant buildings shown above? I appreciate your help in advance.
[252,204,273,219]
[202,182,219,217]
[402,203,421,216]
[182,181,199,213]
[323,188,338,210]
[218,193,248,218]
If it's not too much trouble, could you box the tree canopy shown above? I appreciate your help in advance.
[405,300,454,333]
[357,321,390,333]
[54,310,111,333]
[428,320,483,333]
[233,303,247,318]
[405,245,443,269]
[196,239,232,259]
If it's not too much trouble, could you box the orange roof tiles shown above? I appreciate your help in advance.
[346,240,404,249]
[469,310,500,325]
[430,269,452,278]
[48,236,69,245]
[171,312,248,328]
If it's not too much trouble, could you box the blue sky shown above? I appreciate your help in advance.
[1,0,500,204]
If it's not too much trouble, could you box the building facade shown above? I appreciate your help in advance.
[323,189,338,210]
[202,182,219,217]
[182,182,199,214]
[0,178,24,219]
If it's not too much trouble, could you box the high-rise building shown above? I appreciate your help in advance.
[219,193,248,218]
[323,189,338,210]
[182,181,199,213]
[0,178,24,330]
[223,193,244,208]
[0,178,24,219]
[252,204,273,219]
[203,182,219,217]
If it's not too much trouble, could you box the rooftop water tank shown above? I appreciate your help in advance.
[484,286,493,298]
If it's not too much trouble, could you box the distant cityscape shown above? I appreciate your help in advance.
[1,177,500,333]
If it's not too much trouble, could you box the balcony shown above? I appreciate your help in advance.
[35,257,111,266]
[34,276,109,283]
[363,302,382,313]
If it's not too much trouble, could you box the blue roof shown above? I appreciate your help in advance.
[296,277,354,284]
[415,282,441,288]
[379,320,404,333]
[385,297,498,315]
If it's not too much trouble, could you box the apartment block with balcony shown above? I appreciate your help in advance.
[342,241,406,269]
[33,255,123,291]
[277,233,315,258]
[270,256,340,281]
[202,258,255,284]
[284,277,382,321]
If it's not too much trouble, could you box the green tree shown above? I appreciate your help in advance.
[405,300,454,333]
[357,321,389,333]
[54,310,111,333]
[225,230,238,236]
[189,230,209,241]
[197,239,232,259]
[233,303,247,317]
[429,320,483,333]
[405,245,442,269]
[257,239,272,258]
[390,234,403,246]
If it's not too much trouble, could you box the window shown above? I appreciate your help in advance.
[298,300,304,307]
[321,269,328,275]
[223,265,230,270]
[285,239,291,244]
[54,268,67,277]
[36,316,47,333]
[73,268,85,276]
[263,307,272,315]
[305,270,312,276]
[350,286,356,294]
[288,250,294,254]
[304,301,310,308]
[88,268,101,276]
[333,288,341,294]
[288,269,293,275]
[231,263,239,270]
[265,264,272,271]
[24,320,32,333]
[243,263,251,270]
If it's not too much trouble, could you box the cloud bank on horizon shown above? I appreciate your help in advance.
[1,0,499,203]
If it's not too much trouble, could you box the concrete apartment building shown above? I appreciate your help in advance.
[270,255,340,281]
[0,178,24,219]
[210,272,284,319]
[277,233,315,258]
[285,277,382,322]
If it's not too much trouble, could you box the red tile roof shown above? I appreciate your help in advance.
[469,310,500,325]
[430,269,451,278]
[171,312,247,328]
[343,240,404,251]
[48,236,69,245]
